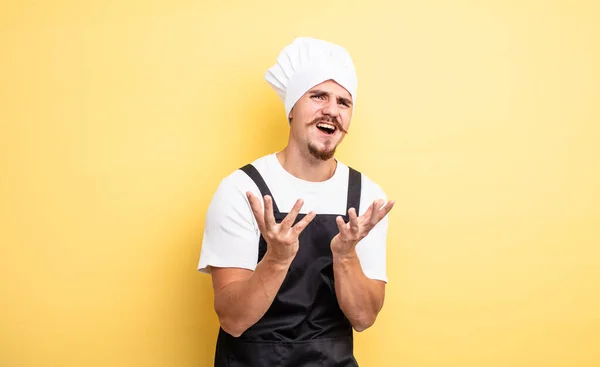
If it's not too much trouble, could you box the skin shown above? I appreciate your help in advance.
[211,79,395,337]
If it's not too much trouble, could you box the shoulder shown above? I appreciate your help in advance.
[361,172,386,200]
[359,172,387,215]
[336,161,386,214]
[216,154,272,194]
[344,163,386,200]
[204,156,272,230]
[205,155,273,220]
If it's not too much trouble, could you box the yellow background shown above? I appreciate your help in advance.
[1,1,599,366]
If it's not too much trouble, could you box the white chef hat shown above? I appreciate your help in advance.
[265,37,358,119]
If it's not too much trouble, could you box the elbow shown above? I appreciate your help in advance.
[352,322,373,333]
[351,314,377,333]
[353,296,385,332]
[216,308,248,338]
[218,317,248,338]
[222,325,245,338]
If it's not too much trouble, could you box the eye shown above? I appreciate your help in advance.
[312,94,326,100]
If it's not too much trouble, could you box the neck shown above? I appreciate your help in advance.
[276,145,337,182]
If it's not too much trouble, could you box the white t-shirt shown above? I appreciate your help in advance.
[197,153,389,282]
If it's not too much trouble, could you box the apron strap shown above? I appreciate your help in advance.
[240,164,281,214]
[241,163,361,216]
[346,167,362,214]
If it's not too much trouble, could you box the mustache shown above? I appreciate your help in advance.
[310,116,348,134]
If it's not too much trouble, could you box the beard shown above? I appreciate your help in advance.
[308,142,336,161]
[290,115,346,161]
[307,115,344,161]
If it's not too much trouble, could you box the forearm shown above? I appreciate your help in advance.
[332,249,384,332]
[214,251,291,337]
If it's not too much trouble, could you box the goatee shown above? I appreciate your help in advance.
[308,143,336,161]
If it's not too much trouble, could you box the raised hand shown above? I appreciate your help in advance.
[246,192,316,264]
[331,199,395,256]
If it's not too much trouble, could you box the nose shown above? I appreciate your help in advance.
[321,97,339,117]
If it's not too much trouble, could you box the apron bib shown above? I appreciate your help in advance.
[214,163,362,367]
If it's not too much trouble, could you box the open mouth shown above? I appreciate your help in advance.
[316,122,336,135]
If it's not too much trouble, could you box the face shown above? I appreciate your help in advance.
[288,79,353,161]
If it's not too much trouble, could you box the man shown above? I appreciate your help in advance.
[197,37,395,366]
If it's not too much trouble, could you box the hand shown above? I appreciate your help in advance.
[331,199,395,257]
[246,192,316,264]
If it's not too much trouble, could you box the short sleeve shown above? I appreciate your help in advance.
[355,177,389,283]
[197,173,261,274]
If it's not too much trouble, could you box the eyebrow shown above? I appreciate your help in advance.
[309,89,353,106]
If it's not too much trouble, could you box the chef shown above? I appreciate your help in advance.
[198,36,395,366]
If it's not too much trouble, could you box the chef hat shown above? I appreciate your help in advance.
[265,37,358,119]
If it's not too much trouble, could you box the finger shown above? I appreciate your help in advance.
[369,199,385,226]
[382,200,396,214]
[348,207,359,234]
[335,215,347,234]
[246,192,266,233]
[371,199,395,226]
[378,200,396,219]
[263,195,276,230]
[292,211,316,235]
[281,198,304,229]
[377,199,395,217]
[360,201,374,220]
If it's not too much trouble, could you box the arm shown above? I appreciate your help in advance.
[211,253,292,337]
[331,199,394,332]
[209,193,315,337]
[332,250,386,332]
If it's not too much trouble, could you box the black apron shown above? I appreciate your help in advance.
[213,163,363,367]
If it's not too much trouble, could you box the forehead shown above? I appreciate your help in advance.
[306,80,352,100]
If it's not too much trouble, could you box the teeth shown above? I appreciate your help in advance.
[317,123,335,131]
